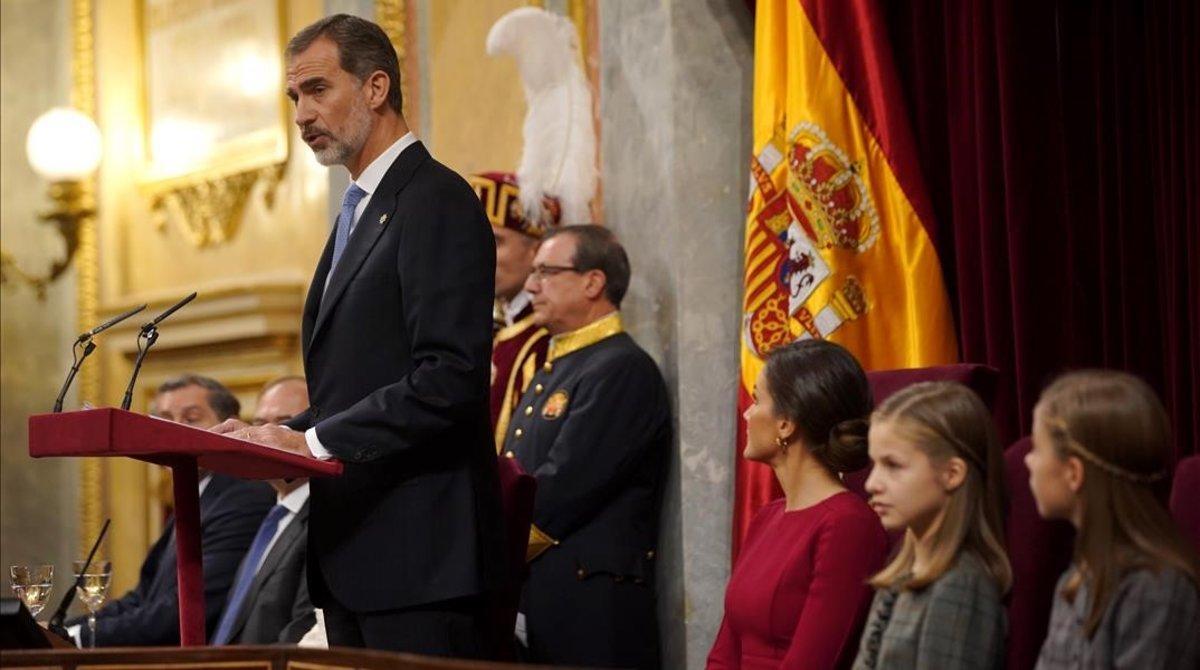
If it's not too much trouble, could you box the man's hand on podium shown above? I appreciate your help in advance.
[212,419,314,458]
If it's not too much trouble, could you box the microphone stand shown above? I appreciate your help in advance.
[47,518,110,641]
[118,292,195,411]
[52,303,147,412]
[121,327,159,411]
[53,339,97,413]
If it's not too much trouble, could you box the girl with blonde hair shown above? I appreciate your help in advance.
[1027,370,1199,669]
[853,381,1010,670]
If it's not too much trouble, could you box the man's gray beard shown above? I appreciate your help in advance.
[312,99,373,167]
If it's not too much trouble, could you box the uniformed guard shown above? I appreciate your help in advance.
[470,171,557,449]
[503,225,670,669]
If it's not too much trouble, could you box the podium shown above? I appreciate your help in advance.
[28,408,343,646]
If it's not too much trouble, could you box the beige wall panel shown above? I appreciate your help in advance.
[426,0,526,176]
[89,0,328,591]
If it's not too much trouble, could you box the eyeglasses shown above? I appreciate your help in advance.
[529,264,583,280]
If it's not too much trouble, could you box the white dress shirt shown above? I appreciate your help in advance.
[503,290,534,327]
[251,482,310,575]
[305,132,418,461]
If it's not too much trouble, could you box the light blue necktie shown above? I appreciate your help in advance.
[210,504,290,645]
[331,183,368,271]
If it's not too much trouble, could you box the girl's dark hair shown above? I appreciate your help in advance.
[763,339,872,473]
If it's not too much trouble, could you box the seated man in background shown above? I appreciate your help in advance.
[69,375,274,646]
[211,376,315,645]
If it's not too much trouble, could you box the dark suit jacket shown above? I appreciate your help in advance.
[225,499,314,644]
[285,140,505,613]
[70,474,274,646]
[505,330,672,669]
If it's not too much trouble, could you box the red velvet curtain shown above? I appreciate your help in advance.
[871,0,1200,457]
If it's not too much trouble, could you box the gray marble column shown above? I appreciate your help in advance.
[599,2,753,667]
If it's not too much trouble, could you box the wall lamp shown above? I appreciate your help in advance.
[0,107,102,299]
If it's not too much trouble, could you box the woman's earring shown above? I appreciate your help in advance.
[776,435,789,454]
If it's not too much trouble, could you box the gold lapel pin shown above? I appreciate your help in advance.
[379,213,388,225]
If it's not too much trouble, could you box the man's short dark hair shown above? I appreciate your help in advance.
[287,14,403,114]
[546,225,632,307]
[156,374,241,421]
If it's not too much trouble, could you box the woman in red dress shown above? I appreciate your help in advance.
[707,340,889,670]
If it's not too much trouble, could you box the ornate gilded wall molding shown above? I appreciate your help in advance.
[149,164,286,247]
[71,0,104,560]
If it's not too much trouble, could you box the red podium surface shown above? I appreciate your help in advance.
[28,408,342,647]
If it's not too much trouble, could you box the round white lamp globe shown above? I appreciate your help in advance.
[26,107,103,181]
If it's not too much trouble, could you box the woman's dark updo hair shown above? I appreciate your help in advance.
[763,339,873,473]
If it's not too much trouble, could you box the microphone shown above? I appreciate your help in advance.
[75,304,147,344]
[121,292,197,411]
[139,292,196,333]
[47,518,109,641]
[54,305,149,412]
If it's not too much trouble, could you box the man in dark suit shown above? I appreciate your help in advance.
[216,14,504,657]
[69,375,273,646]
[210,377,315,645]
[502,226,671,669]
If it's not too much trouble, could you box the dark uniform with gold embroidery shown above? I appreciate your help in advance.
[503,312,670,669]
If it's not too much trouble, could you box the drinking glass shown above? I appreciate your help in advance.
[9,565,53,618]
[72,560,111,649]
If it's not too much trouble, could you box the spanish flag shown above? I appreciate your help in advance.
[734,0,958,556]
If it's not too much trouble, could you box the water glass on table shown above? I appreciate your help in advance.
[72,559,111,649]
[9,564,53,618]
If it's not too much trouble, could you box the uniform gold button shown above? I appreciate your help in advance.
[524,406,533,416]
[534,384,544,394]
[504,450,515,459]
[576,568,586,580]
[645,550,656,559]
[515,428,524,438]
[543,362,553,373]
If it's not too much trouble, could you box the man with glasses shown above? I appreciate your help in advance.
[502,225,671,669]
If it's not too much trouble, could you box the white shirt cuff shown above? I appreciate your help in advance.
[67,623,82,646]
[305,427,334,460]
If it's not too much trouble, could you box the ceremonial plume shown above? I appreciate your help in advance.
[486,7,596,224]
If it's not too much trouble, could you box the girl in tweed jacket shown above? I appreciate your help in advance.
[853,382,1011,670]
[1026,370,1199,669]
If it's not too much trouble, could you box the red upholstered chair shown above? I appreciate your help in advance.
[843,364,1000,498]
[1170,455,1200,553]
[489,454,536,660]
[1004,437,1074,670]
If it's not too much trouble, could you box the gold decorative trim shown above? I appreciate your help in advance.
[150,163,285,247]
[527,523,559,561]
[494,327,550,450]
[547,311,623,362]
[376,0,410,121]
[495,312,540,344]
[71,0,104,561]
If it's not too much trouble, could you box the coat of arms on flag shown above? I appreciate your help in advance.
[743,122,876,357]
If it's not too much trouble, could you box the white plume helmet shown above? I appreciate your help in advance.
[486,7,597,225]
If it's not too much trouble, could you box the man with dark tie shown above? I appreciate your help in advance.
[68,375,273,646]
[210,376,315,645]
[216,14,504,657]
[502,225,671,669]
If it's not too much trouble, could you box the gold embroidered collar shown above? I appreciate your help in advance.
[547,312,624,362]
[494,312,541,343]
